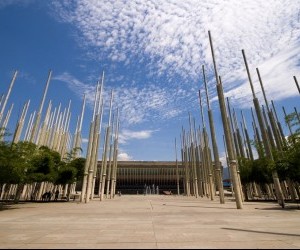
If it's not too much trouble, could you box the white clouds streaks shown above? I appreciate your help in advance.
[51,0,300,105]
[54,72,188,126]
[112,84,186,125]
[53,72,96,106]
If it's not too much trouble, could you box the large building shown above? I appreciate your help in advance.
[94,160,226,195]
[114,161,185,194]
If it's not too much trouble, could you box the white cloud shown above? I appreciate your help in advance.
[54,72,191,126]
[113,84,189,126]
[81,137,89,144]
[53,72,96,107]
[219,153,228,169]
[118,152,133,161]
[118,129,156,144]
[220,41,300,108]
[51,0,300,106]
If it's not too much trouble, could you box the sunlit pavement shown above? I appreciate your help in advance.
[0,194,299,249]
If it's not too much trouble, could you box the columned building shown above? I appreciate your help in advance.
[95,161,184,194]
[96,160,224,195]
[115,161,185,194]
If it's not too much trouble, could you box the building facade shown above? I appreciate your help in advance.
[95,160,225,195]
[113,161,184,194]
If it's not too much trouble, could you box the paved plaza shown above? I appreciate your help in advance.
[0,195,299,249]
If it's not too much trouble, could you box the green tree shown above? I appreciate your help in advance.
[238,157,253,184]
[68,157,85,181]
[29,153,55,181]
[0,141,39,202]
[63,147,83,163]
[250,157,273,185]
[56,166,77,185]
[280,111,300,182]
[0,140,19,184]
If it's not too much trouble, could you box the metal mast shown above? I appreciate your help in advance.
[242,49,285,208]
[202,65,225,204]
[208,30,243,209]
[30,70,52,144]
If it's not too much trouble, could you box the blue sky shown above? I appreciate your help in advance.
[0,0,299,165]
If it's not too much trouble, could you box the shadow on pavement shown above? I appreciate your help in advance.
[222,227,300,237]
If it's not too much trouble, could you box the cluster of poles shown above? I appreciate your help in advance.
[80,72,121,203]
[0,70,74,155]
[0,70,121,202]
[1,31,299,208]
[176,31,299,209]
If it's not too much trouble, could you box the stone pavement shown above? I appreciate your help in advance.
[0,195,299,249]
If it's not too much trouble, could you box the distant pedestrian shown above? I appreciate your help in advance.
[54,190,59,201]
[46,191,52,202]
[42,192,47,201]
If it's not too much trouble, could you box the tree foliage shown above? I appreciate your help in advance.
[238,156,273,185]
[0,132,86,187]
[239,110,300,186]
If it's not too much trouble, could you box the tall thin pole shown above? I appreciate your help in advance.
[0,94,5,113]
[37,100,52,147]
[181,128,190,196]
[106,112,115,198]
[227,98,240,157]
[12,100,30,144]
[73,94,86,157]
[251,107,263,158]
[241,110,254,160]
[262,105,276,150]
[81,82,100,202]
[87,74,104,201]
[110,109,120,198]
[233,108,245,158]
[91,97,104,200]
[194,126,203,197]
[242,49,285,208]
[223,134,233,195]
[1,103,14,133]
[294,107,300,124]
[48,104,59,148]
[175,138,180,195]
[282,106,293,137]
[293,76,300,94]
[198,89,215,201]
[196,128,205,197]
[30,70,52,143]
[193,118,203,198]
[203,65,225,204]
[271,100,286,147]
[240,121,250,159]
[208,30,243,209]
[100,90,114,201]
[60,100,72,158]
[24,111,35,141]
[188,113,199,198]
[0,70,18,125]
[256,68,282,150]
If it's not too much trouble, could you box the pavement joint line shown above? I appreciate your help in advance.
[149,199,158,249]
